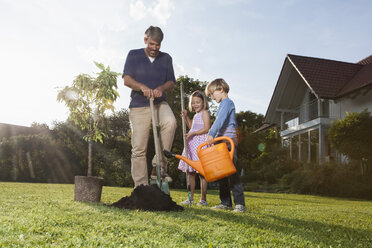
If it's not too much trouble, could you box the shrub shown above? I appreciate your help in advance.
[329,109,372,162]
[249,146,297,184]
[285,162,372,199]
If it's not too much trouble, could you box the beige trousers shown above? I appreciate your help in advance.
[129,101,177,187]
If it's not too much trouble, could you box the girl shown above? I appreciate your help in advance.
[178,90,211,206]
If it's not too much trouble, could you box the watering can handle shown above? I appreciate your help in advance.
[198,136,235,160]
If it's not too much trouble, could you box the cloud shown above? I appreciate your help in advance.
[216,0,252,6]
[174,62,185,77]
[229,92,267,112]
[129,0,174,25]
[130,0,147,21]
[150,0,174,25]
[77,26,125,71]
[173,63,201,80]
[243,11,264,20]
[193,67,201,78]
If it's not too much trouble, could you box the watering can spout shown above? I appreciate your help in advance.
[163,150,205,177]
[175,155,205,177]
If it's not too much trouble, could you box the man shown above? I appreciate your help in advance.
[123,26,177,187]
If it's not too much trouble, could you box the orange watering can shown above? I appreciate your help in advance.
[163,136,236,182]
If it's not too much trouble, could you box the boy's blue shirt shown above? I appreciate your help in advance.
[208,97,237,138]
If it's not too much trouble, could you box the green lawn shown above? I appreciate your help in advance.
[0,182,371,247]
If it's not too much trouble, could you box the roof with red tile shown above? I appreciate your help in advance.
[337,64,372,97]
[357,55,372,65]
[287,54,367,99]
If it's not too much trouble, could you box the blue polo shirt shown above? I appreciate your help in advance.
[122,48,176,108]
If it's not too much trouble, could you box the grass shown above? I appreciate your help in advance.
[0,182,371,247]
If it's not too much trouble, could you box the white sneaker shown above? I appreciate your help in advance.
[180,199,193,205]
[196,200,208,206]
[233,204,246,213]
[211,204,232,210]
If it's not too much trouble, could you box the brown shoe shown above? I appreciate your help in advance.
[162,172,173,183]
[151,167,173,182]
[151,167,157,180]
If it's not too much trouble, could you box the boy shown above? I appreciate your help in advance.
[205,78,246,213]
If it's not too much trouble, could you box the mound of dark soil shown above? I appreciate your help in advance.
[111,184,184,211]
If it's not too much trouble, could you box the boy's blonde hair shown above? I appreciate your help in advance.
[188,90,209,112]
[205,78,230,97]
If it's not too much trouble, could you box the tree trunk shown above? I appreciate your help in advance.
[88,140,92,176]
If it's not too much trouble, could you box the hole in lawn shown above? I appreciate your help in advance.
[110,184,184,211]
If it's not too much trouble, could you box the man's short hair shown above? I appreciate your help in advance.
[205,78,230,97]
[144,26,164,43]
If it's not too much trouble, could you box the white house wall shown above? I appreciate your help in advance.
[338,89,372,118]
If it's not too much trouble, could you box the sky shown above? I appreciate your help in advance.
[1,0,372,127]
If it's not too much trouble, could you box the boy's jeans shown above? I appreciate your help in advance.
[218,148,246,206]
[129,102,177,187]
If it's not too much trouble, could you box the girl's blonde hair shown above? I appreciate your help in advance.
[205,78,230,97]
[188,90,209,112]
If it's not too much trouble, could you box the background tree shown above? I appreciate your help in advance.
[95,109,133,186]
[328,109,372,161]
[57,62,120,177]
[236,110,265,175]
[328,109,372,175]
[0,132,76,183]
[0,112,132,185]
[50,120,88,178]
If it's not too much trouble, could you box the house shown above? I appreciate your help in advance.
[262,54,372,163]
